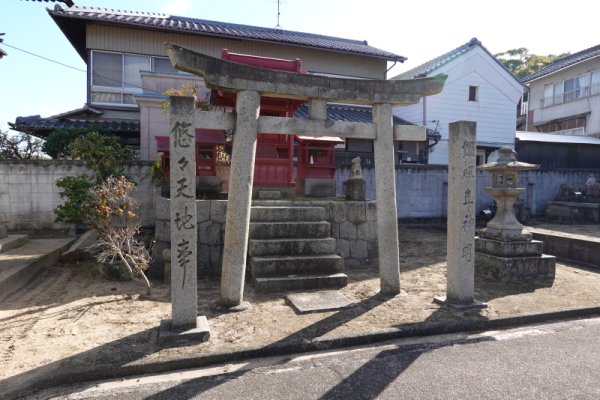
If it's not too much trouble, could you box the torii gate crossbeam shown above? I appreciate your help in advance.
[166,43,447,310]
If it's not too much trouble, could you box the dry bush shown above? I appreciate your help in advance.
[84,176,152,294]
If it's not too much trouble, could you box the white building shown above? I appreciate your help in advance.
[522,44,600,138]
[392,38,524,165]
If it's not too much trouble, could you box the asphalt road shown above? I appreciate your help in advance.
[33,317,600,399]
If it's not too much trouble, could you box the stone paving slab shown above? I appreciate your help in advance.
[0,235,29,254]
[0,237,75,302]
[285,290,356,314]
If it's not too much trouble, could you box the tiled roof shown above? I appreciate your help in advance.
[9,110,140,137]
[393,37,520,84]
[295,103,438,138]
[522,44,600,83]
[49,5,405,62]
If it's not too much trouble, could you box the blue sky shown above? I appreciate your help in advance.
[1,0,599,132]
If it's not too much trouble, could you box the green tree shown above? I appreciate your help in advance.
[54,132,134,224]
[69,132,134,181]
[43,127,100,159]
[495,48,569,78]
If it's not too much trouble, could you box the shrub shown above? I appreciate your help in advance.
[84,176,151,294]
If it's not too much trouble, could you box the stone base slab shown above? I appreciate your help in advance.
[478,227,532,242]
[209,300,252,313]
[475,237,543,257]
[285,290,356,314]
[0,234,29,254]
[475,253,556,282]
[433,295,487,310]
[158,316,210,347]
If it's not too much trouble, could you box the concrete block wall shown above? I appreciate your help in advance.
[1,160,595,233]
[0,160,156,231]
[152,198,378,278]
[336,165,595,218]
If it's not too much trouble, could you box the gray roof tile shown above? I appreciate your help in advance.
[393,37,520,84]
[295,103,438,138]
[522,44,600,83]
[49,5,405,61]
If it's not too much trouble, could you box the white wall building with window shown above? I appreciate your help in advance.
[392,38,523,165]
[523,44,600,138]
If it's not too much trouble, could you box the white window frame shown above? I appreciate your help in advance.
[544,70,600,108]
[90,50,185,106]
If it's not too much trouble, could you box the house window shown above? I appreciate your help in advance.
[591,70,600,95]
[543,84,553,106]
[553,82,563,105]
[153,57,178,74]
[468,86,478,102]
[91,51,182,106]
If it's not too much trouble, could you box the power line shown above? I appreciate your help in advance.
[3,42,164,95]
[3,42,86,73]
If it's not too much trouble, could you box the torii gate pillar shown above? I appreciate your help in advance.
[220,90,260,308]
[373,103,401,294]
[165,43,447,308]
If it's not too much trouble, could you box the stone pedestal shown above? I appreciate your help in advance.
[475,147,555,282]
[475,235,556,282]
[345,179,366,201]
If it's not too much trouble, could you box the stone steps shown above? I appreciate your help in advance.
[0,237,76,302]
[248,205,347,292]
[254,273,348,292]
[250,254,343,276]
[249,221,330,239]
[250,206,326,222]
[248,237,336,257]
[0,235,29,254]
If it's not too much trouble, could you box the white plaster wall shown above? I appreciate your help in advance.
[394,47,523,165]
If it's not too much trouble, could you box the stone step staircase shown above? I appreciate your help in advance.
[248,205,347,292]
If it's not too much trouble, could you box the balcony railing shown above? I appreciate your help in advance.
[543,83,600,108]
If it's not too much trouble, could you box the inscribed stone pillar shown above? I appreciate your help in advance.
[220,90,260,307]
[372,103,401,294]
[446,121,478,304]
[169,96,198,329]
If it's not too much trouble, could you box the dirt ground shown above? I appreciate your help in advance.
[1,224,600,386]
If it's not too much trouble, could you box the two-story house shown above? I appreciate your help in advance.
[522,44,600,138]
[11,4,414,164]
[392,38,524,165]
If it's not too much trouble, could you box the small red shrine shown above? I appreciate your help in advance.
[155,128,226,182]
[156,49,342,195]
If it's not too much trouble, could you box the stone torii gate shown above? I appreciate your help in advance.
[165,43,447,316]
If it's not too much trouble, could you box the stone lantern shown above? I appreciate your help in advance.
[475,147,556,281]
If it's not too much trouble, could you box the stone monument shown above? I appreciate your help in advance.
[159,96,210,346]
[435,121,485,309]
[475,147,556,282]
[345,157,366,201]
